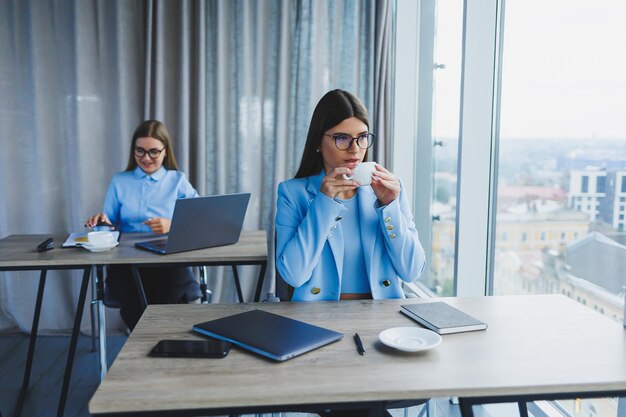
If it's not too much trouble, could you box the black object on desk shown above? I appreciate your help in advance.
[354,333,365,355]
[36,237,54,252]
[150,339,232,358]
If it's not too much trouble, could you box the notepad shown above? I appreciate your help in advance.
[63,231,120,248]
[193,309,343,361]
[400,301,487,334]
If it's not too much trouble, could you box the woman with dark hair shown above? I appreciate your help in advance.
[275,89,425,303]
[86,120,201,330]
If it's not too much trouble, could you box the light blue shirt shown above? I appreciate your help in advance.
[103,166,198,233]
[336,195,369,294]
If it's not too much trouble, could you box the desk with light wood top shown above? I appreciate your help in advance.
[0,230,267,417]
[0,230,267,272]
[88,295,626,417]
[0,230,268,302]
[96,230,268,304]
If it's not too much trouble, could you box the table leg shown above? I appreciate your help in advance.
[366,402,386,416]
[15,269,47,417]
[458,399,475,417]
[56,266,91,417]
[231,265,244,303]
[199,266,208,303]
[254,262,267,302]
[96,265,108,380]
[89,270,97,352]
[518,401,529,417]
[131,266,148,310]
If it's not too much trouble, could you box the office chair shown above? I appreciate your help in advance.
[198,266,212,303]
[100,266,212,309]
[271,234,293,302]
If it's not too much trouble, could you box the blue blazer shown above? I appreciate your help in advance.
[275,171,426,301]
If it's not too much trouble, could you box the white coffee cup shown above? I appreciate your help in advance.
[88,231,115,247]
[343,162,377,186]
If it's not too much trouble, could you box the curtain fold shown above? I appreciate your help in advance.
[374,0,394,167]
[0,0,396,333]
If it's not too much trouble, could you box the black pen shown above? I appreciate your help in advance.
[353,333,365,355]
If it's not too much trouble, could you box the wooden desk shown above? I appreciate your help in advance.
[97,231,268,305]
[0,230,267,417]
[0,230,267,272]
[88,295,626,417]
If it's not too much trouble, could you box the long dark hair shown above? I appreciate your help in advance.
[294,89,370,178]
[125,120,179,171]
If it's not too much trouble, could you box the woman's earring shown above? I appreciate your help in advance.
[316,149,320,153]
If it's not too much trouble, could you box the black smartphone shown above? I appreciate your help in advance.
[149,339,232,358]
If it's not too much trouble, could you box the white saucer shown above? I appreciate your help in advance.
[378,327,442,352]
[80,241,119,252]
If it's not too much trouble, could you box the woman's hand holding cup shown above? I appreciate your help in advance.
[370,164,400,206]
[320,167,359,199]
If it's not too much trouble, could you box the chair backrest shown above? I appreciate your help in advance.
[274,234,293,302]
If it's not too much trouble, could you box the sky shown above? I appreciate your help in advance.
[431,0,626,140]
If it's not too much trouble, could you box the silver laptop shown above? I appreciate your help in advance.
[134,193,251,254]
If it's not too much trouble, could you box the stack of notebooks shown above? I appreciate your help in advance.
[400,301,487,334]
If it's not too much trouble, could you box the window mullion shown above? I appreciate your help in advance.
[454,0,501,296]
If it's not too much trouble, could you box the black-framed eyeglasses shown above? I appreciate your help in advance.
[134,147,165,159]
[324,133,375,150]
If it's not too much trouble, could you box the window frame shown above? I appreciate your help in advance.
[394,0,504,296]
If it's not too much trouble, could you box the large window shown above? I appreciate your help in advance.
[493,0,626,321]
[422,0,464,296]
[394,0,463,297]
[396,0,626,413]
[398,0,626,309]
[492,2,626,413]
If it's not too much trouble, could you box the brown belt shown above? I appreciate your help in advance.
[340,293,372,300]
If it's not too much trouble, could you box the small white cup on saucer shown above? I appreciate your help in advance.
[344,161,377,185]
[87,231,115,247]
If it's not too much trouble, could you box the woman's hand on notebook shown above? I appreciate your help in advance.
[85,213,113,229]
[143,217,171,235]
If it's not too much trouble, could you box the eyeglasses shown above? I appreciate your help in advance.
[324,133,375,150]
[134,146,165,159]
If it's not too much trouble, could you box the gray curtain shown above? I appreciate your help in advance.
[0,0,395,334]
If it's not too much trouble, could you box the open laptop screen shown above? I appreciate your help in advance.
[135,192,250,254]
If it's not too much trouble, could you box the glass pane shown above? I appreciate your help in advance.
[493,1,626,415]
[427,0,463,296]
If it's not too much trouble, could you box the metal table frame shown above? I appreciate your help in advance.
[0,264,92,417]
